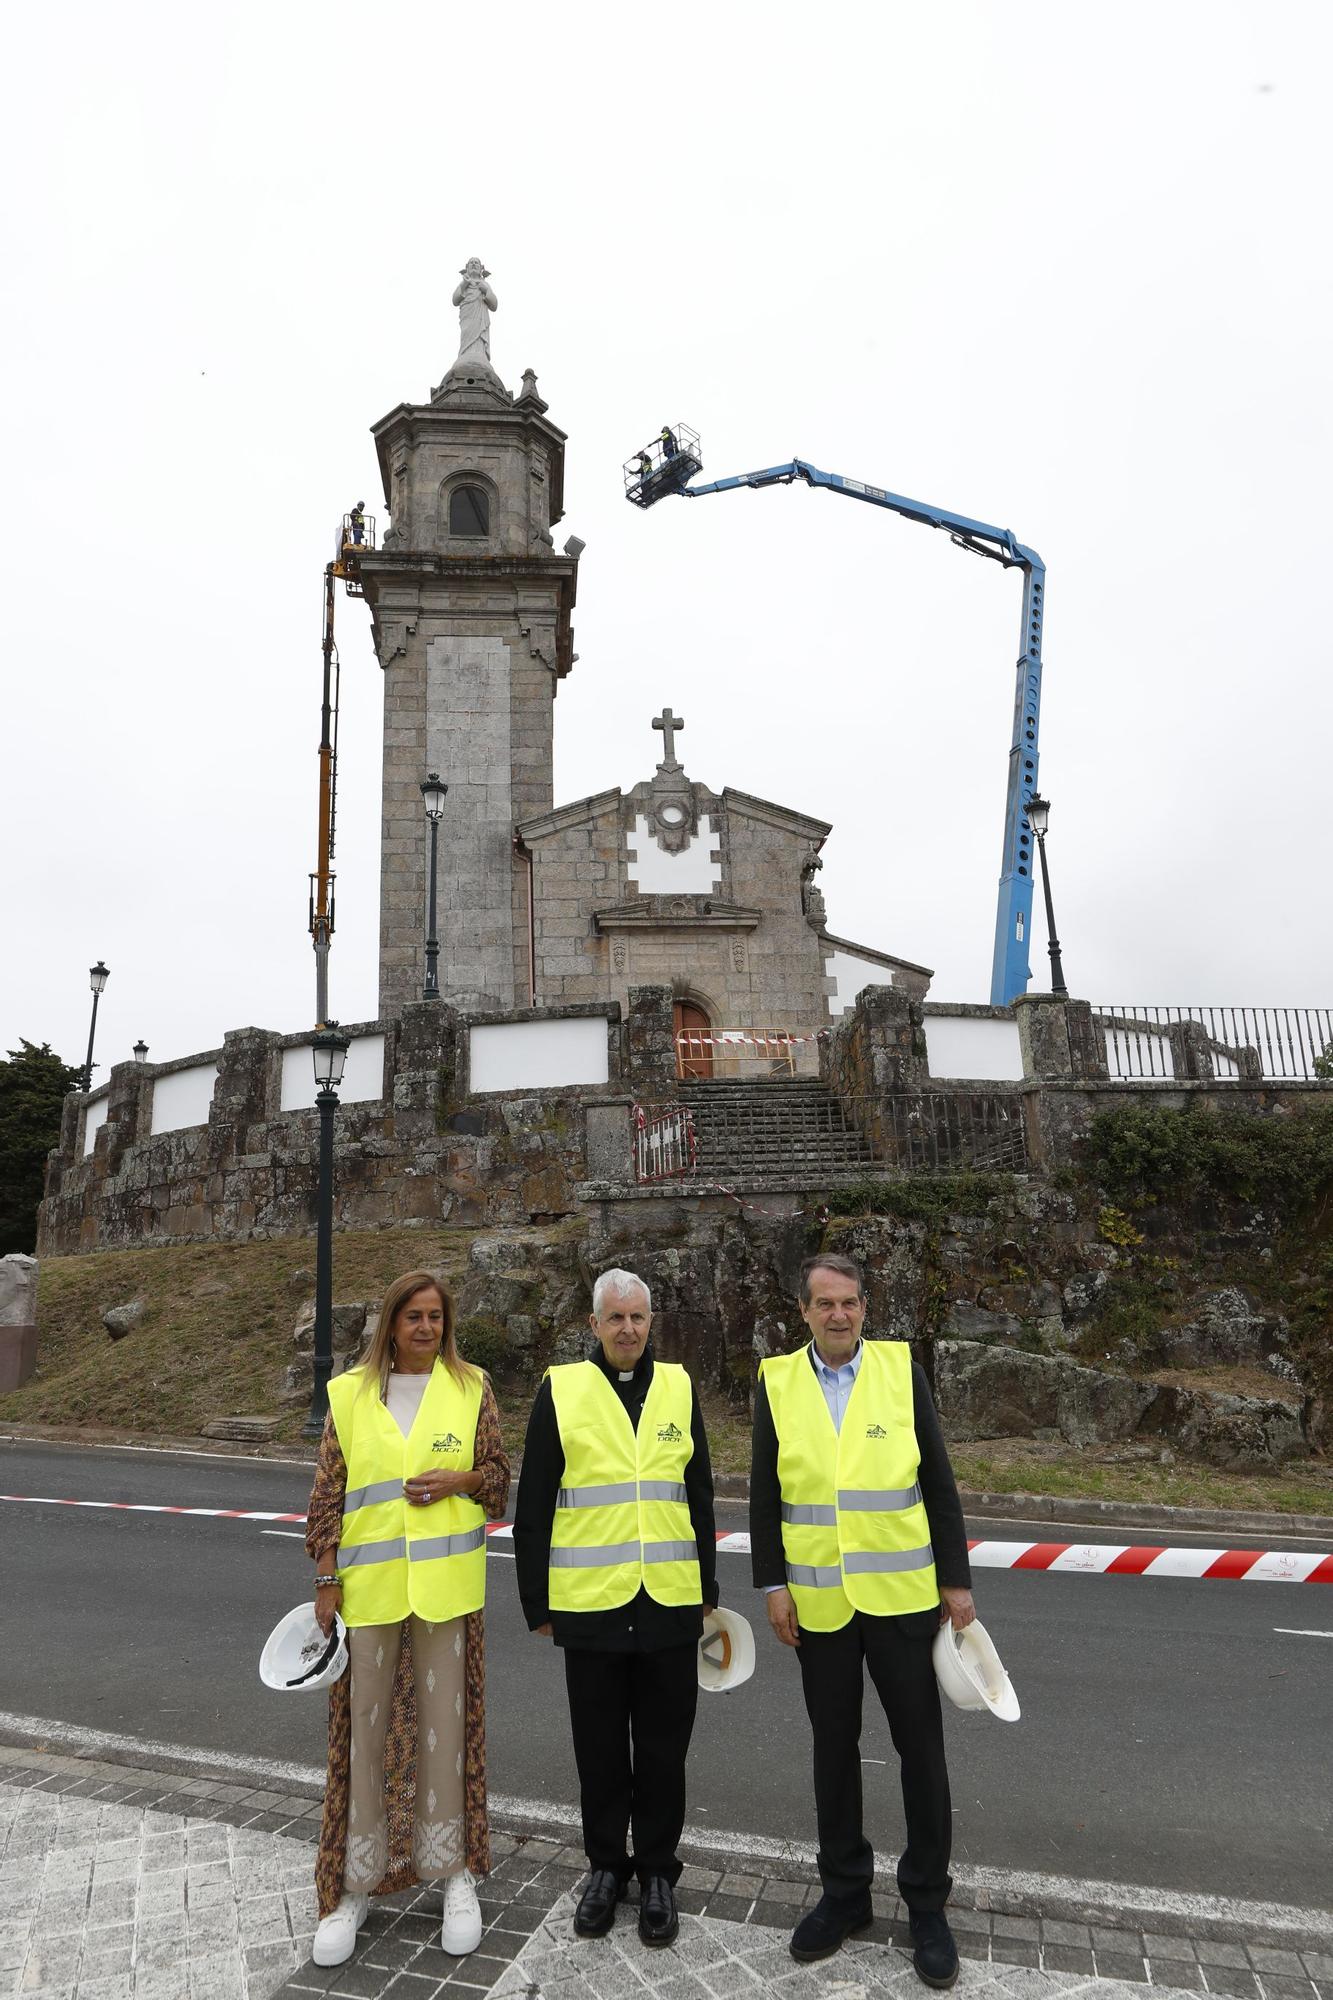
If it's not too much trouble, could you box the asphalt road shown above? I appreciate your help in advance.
[3,1439,1330,1908]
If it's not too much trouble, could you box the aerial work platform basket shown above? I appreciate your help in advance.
[624,424,701,507]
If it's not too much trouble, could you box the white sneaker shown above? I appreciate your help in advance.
[311,1892,369,1966]
[442,1870,483,1955]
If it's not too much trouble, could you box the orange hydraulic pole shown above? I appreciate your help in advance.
[310,562,337,1027]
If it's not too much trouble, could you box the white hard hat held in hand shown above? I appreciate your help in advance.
[260,1603,349,1693]
[932,1617,1020,1722]
[698,1606,756,1693]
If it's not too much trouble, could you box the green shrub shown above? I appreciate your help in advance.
[824,1173,1016,1222]
[455,1314,512,1378]
[1083,1102,1333,1210]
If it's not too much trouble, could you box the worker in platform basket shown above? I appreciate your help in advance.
[304,1271,510,1970]
[660,426,678,460]
[514,1267,717,1949]
[751,1253,976,1987]
[635,450,653,486]
[349,500,366,545]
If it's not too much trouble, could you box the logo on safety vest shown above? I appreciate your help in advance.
[865,1422,888,1438]
[656,1421,683,1443]
[432,1432,463,1453]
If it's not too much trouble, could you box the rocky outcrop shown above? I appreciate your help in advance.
[934,1338,1304,1470]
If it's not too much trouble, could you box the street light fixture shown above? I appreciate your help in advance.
[83,961,110,1092]
[305,1021,352,1438]
[420,772,448,1001]
[1024,793,1068,997]
[133,1040,149,1064]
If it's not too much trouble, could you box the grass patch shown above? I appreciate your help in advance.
[2,1229,472,1444]
[950,1438,1333,1517]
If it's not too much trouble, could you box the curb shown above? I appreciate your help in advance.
[2,1728,1328,1954]
[3,1423,1330,1541]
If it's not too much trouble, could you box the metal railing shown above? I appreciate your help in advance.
[1095,1006,1333,1082]
[660,1088,1027,1179]
[845,1093,1029,1174]
[633,1104,698,1183]
[675,1028,821,1079]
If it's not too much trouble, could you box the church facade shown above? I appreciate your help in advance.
[358,265,930,1066]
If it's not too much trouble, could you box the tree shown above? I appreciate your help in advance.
[0,1042,83,1255]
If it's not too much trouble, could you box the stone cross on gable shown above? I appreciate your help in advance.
[652,707,685,767]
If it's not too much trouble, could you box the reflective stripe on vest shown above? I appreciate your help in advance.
[546,1361,701,1612]
[327,1361,486,1628]
[759,1340,939,1629]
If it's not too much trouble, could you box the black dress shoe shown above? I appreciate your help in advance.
[638,1874,679,1946]
[790,1892,874,1962]
[909,1910,960,1989]
[573,1869,626,1938]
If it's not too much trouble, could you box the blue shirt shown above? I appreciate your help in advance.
[810,1337,863,1433]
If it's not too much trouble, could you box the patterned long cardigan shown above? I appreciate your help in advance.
[303,1378,511,1919]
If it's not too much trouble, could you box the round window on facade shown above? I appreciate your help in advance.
[449,485,490,538]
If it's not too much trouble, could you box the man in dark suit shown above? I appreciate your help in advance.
[751,1253,974,1987]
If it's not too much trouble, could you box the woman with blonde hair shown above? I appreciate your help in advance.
[304,1270,510,1968]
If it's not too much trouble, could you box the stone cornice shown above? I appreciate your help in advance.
[516,790,623,841]
[593,899,762,933]
[820,930,934,979]
[720,788,832,842]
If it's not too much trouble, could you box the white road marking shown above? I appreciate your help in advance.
[1272,1627,1333,1638]
[2,1712,1329,1943]
[261,1530,306,1539]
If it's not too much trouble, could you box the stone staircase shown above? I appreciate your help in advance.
[677,1078,877,1180]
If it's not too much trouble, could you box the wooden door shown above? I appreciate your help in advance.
[674,1002,713,1079]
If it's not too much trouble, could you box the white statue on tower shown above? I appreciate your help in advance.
[452,257,498,370]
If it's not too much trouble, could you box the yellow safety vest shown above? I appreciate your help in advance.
[547,1360,701,1612]
[327,1361,486,1627]
[760,1339,938,1630]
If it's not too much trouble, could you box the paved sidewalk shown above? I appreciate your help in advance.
[3,1746,1330,2000]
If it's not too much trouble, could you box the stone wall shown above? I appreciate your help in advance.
[39,1001,625,1256]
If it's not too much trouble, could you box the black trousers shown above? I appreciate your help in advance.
[795,1609,952,1912]
[563,1642,699,1885]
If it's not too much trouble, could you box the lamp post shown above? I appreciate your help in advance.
[305,1022,351,1438]
[83,961,110,1091]
[1025,794,1068,997]
[132,1040,148,1064]
[420,772,448,1001]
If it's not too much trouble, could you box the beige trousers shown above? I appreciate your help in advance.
[344,1615,467,1891]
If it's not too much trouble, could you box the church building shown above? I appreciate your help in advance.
[357,263,930,1071]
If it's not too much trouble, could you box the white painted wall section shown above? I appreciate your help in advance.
[280,1035,386,1112]
[149,1065,219,1135]
[925,1014,1024,1082]
[83,1096,109,1156]
[469,1017,609,1094]
[626,816,720,895]
[826,949,895,1017]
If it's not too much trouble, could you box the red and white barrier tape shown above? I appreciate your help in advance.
[7,1500,1329,1582]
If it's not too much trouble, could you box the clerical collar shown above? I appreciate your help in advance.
[590,1338,654,1382]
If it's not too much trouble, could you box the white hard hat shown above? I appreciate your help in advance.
[260,1603,348,1693]
[698,1607,755,1693]
[932,1617,1020,1722]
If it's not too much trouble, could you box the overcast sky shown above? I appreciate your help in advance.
[3,1,1330,1079]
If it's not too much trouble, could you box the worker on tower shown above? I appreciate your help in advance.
[514,1268,717,1949]
[751,1253,975,1985]
[349,500,366,546]
[660,427,678,460]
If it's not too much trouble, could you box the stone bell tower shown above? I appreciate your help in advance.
[358,260,580,1016]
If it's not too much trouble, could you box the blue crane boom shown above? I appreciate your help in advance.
[672,455,1046,1006]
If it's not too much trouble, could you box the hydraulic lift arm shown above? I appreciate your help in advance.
[681,459,1046,1006]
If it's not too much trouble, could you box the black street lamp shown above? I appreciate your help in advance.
[305,1022,351,1438]
[420,772,448,1001]
[1025,794,1068,997]
[83,961,110,1091]
[132,1040,149,1064]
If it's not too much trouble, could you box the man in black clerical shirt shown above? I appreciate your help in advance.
[514,1268,717,1947]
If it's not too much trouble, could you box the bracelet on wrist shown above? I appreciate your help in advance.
[314,1574,341,1591]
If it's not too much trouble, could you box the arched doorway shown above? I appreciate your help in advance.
[674,1001,713,1079]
